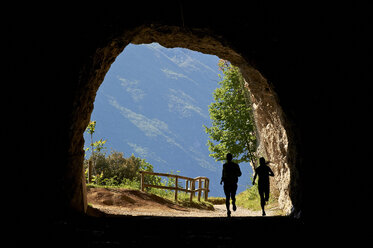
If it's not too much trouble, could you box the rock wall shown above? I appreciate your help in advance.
[240,66,294,214]
[6,3,369,229]
[73,25,297,214]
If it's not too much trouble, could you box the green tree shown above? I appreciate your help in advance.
[85,120,108,159]
[138,158,162,186]
[92,139,107,154]
[85,120,107,182]
[86,120,96,158]
[204,60,257,166]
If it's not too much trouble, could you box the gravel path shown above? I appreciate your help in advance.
[90,203,279,217]
[87,187,280,217]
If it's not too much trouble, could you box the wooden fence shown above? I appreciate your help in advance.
[139,171,210,203]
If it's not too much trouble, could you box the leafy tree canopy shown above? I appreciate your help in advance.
[204,60,257,166]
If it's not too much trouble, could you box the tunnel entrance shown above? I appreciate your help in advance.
[69,25,298,217]
[84,42,265,217]
[84,42,229,196]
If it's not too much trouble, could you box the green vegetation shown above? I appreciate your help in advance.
[89,183,213,210]
[85,151,153,186]
[235,185,262,211]
[85,121,107,157]
[84,122,212,210]
[207,187,279,212]
[84,120,160,186]
[84,58,278,213]
[204,60,257,165]
[85,150,161,187]
[203,60,282,213]
[84,152,213,210]
[235,185,281,214]
[207,197,226,205]
[161,191,214,210]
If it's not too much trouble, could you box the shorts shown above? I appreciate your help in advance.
[258,183,270,201]
[224,183,238,197]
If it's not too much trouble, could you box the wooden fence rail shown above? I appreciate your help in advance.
[139,171,210,203]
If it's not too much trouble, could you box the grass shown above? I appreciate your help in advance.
[235,185,281,213]
[165,191,214,210]
[205,187,277,212]
[149,187,214,210]
[207,197,226,205]
[206,185,279,212]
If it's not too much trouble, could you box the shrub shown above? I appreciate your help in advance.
[84,150,162,188]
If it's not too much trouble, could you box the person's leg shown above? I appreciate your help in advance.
[231,184,237,211]
[264,183,270,202]
[227,198,231,217]
[258,184,266,216]
[231,193,236,211]
[224,185,231,216]
[225,194,230,211]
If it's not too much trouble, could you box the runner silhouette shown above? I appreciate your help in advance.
[220,153,242,217]
[252,157,274,216]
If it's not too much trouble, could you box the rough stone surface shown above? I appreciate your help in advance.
[71,25,296,214]
[6,4,370,234]
[242,67,294,214]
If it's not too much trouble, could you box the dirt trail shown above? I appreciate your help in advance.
[87,187,279,217]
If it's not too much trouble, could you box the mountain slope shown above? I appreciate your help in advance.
[85,43,252,196]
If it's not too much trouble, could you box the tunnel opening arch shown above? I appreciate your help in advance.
[69,24,299,216]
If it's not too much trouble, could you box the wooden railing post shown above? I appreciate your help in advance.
[140,171,144,191]
[198,178,202,201]
[139,171,209,204]
[174,176,178,202]
[204,179,209,201]
[190,180,195,203]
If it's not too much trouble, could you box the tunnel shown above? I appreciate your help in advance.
[77,27,298,216]
[5,2,370,246]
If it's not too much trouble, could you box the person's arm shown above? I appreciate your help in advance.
[237,164,242,177]
[220,167,224,185]
[268,167,274,177]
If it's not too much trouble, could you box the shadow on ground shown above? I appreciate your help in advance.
[44,215,305,247]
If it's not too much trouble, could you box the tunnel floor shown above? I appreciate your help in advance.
[44,215,306,247]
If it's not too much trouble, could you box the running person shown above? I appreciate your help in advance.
[220,153,242,217]
[252,157,274,216]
